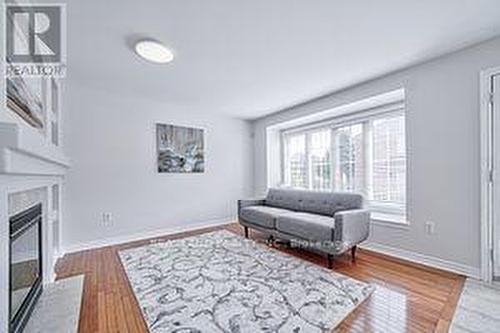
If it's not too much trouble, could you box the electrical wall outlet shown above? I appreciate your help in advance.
[101,212,113,226]
[425,221,435,235]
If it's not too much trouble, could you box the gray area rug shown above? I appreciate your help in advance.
[119,230,374,332]
[24,274,84,333]
[450,278,500,333]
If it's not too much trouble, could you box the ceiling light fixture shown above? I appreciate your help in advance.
[134,40,174,64]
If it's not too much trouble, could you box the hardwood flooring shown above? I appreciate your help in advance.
[55,223,465,332]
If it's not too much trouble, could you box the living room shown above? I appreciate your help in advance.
[2,1,500,332]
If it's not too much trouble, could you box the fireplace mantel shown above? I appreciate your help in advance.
[0,122,70,175]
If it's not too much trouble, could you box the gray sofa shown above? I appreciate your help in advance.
[238,188,370,268]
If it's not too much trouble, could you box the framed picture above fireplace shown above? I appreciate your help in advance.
[156,123,205,173]
[6,77,44,129]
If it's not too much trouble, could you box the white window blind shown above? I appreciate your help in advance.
[282,104,407,222]
[283,133,307,188]
[309,130,331,191]
[371,115,406,211]
[334,123,364,193]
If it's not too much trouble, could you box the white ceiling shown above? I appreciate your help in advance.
[66,0,500,119]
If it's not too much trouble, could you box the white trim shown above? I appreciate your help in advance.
[369,201,406,216]
[0,122,71,172]
[53,249,65,262]
[480,66,500,282]
[281,102,404,136]
[371,213,409,227]
[61,218,235,255]
[267,88,405,131]
[360,242,481,278]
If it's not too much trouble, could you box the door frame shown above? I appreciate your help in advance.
[480,66,500,282]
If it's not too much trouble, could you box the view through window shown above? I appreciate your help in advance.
[282,109,406,220]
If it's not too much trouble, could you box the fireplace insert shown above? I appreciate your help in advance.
[9,203,43,333]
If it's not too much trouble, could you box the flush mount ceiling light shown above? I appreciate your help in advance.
[134,40,174,64]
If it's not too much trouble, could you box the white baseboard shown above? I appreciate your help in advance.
[60,221,480,279]
[61,217,236,255]
[53,249,64,261]
[360,242,481,279]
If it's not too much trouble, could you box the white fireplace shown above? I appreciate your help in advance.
[0,123,70,332]
[0,72,70,332]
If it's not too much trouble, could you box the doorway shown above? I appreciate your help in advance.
[493,73,500,280]
[481,67,500,282]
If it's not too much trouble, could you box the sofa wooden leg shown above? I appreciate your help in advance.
[327,254,333,269]
[351,246,357,262]
[244,226,249,238]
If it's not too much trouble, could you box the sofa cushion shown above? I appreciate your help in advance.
[265,188,301,211]
[276,212,335,241]
[299,191,363,216]
[240,206,292,229]
[267,188,363,216]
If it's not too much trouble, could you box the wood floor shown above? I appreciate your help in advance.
[55,223,465,333]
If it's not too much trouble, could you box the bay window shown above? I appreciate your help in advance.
[282,106,406,223]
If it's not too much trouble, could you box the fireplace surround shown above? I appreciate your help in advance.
[9,203,43,333]
[0,77,70,330]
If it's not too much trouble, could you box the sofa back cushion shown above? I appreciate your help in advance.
[265,188,363,216]
[265,188,301,211]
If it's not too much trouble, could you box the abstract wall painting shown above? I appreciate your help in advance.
[156,124,205,173]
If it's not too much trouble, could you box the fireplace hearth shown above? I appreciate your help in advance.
[9,203,43,333]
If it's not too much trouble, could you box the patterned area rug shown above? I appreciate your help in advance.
[119,230,374,332]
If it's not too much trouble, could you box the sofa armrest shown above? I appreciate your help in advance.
[333,209,370,246]
[238,198,266,215]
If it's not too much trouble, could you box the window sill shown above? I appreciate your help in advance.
[371,212,409,229]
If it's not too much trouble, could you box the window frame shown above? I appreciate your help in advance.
[280,102,407,225]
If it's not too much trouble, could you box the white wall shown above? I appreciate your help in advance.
[252,37,500,275]
[62,83,253,250]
